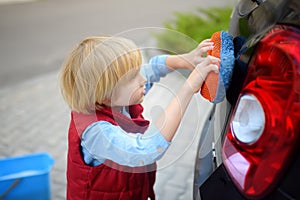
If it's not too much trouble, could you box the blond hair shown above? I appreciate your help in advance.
[60,36,142,113]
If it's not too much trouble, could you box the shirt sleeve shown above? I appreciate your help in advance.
[141,55,173,94]
[81,121,170,167]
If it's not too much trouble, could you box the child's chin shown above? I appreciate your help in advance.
[133,97,144,105]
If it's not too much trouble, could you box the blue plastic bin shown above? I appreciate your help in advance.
[0,153,54,200]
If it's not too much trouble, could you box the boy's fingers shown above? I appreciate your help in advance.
[207,55,221,64]
[198,42,214,49]
[197,39,213,47]
[198,46,214,55]
[209,64,219,73]
[195,56,220,76]
[203,63,219,72]
[199,39,212,44]
[199,55,220,66]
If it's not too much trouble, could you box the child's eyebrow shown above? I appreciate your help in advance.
[130,68,140,74]
[131,68,140,76]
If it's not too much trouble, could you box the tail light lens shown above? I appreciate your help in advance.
[222,25,300,199]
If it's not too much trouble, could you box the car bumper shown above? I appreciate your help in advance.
[199,152,300,200]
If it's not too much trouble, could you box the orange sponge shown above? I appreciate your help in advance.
[201,32,221,102]
[200,31,234,103]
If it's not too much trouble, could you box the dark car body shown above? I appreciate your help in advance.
[196,0,300,199]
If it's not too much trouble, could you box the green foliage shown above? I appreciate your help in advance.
[153,7,233,54]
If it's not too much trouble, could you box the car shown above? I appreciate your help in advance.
[195,0,300,199]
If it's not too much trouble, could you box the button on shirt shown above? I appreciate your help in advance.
[81,55,172,167]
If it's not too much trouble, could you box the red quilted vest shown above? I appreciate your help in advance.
[66,104,157,200]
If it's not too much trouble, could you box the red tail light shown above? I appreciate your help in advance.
[222,25,300,199]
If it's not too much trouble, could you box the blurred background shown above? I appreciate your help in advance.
[0,0,237,199]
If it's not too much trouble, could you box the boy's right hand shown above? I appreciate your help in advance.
[187,56,220,93]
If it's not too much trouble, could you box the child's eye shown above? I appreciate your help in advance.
[132,72,139,78]
[130,69,140,79]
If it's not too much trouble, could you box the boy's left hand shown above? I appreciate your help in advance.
[182,39,214,70]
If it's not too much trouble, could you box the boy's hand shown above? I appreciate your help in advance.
[182,39,214,70]
[187,55,220,93]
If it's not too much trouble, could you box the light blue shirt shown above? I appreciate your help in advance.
[81,55,172,167]
[142,55,172,93]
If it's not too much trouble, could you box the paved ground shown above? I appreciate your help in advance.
[0,71,69,199]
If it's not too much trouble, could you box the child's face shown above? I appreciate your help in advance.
[109,68,146,107]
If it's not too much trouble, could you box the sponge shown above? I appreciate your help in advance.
[200,31,235,103]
